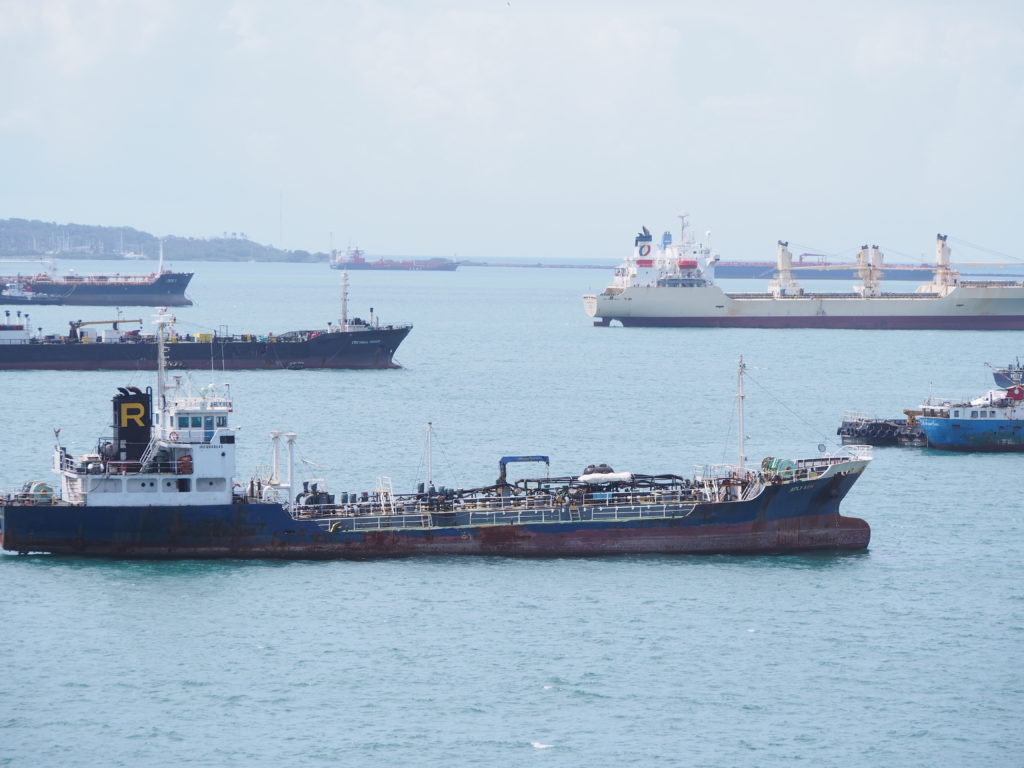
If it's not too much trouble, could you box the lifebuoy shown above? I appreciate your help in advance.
[168,431,179,441]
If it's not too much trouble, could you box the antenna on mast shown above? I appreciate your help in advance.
[154,308,174,424]
[425,421,434,488]
[737,356,747,468]
[339,270,349,329]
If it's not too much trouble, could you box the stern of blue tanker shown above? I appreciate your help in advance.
[0,502,329,557]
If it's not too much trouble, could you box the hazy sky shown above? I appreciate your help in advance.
[2,0,1022,263]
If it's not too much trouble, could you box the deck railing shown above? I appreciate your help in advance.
[305,495,700,533]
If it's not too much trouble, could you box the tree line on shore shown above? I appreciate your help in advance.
[0,219,325,262]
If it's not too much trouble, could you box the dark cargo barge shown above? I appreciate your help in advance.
[836,411,926,446]
[0,269,193,306]
[28,270,193,306]
[0,348,872,558]
[0,315,411,370]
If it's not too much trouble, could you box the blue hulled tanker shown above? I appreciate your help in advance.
[0,324,872,558]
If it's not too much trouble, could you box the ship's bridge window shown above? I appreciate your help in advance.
[953,410,960,418]
[216,415,227,427]
[191,416,202,428]
[971,411,978,418]
[981,411,988,418]
[178,415,189,428]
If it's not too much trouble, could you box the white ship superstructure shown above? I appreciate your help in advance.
[53,311,238,508]
[583,224,1024,329]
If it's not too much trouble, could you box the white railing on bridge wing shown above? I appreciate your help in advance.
[921,396,959,407]
[842,444,873,460]
[696,463,750,480]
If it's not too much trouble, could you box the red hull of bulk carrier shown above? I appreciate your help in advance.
[609,315,1024,330]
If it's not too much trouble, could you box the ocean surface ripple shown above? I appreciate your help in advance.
[2,262,1022,766]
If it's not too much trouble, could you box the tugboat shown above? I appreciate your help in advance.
[916,383,1024,451]
[0,282,62,305]
[0,351,872,558]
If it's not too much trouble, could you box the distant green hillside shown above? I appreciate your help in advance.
[0,218,327,262]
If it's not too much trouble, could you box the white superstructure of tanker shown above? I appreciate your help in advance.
[583,220,1024,329]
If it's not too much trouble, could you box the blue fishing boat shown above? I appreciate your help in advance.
[916,384,1024,451]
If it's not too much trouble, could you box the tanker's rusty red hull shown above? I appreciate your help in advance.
[1,476,871,559]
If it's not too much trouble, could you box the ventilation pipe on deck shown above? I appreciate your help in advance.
[285,433,297,496]
[270,430,282,484]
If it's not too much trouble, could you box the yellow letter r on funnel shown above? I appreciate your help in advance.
[120,402,145,427]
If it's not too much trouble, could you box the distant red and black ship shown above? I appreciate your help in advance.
[330,246,458,272]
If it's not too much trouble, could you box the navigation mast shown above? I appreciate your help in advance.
[425,421,434,488]
[737,356,747,468]
[339,270,350,330]
[154,308,174,423]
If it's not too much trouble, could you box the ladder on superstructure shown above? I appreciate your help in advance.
[376,476,396,515]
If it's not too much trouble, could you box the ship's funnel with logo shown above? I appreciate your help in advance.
[112,386,152,463]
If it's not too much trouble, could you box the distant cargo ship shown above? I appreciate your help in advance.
[330,246,458,272]
[716,257,934,281]
[0,273,409,371]
[583,219,1024,330]
[653,229,1019,281]
[0,249,192,306]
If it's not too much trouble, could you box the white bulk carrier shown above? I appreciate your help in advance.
[583,220,1024,329]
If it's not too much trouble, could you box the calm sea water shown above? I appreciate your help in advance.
[2,261,1022,767]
